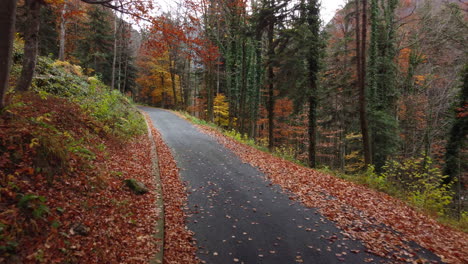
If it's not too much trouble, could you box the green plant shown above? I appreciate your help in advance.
[381,157,454,216]
[17,194,50,219]
[179,111,217,128]
[32,133,69,181]
[67,140,96,161]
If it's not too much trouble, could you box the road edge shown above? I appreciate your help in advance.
[141,110,165,264]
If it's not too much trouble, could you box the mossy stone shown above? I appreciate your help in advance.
[124,179,148,195]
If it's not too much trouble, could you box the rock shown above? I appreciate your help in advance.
[70,223,90,236]
[124,179,149,195]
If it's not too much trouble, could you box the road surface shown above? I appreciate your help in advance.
[142,107,439,264]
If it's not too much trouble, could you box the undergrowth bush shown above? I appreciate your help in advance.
[26,57,145,140]
[381,157,453,216]
[336,157,454,217]
[9,35,145,140]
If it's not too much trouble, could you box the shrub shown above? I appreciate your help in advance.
[27,57,146,140]
[381,157,454,216]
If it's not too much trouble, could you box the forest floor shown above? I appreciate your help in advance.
[144,107,467,264]
[0,93,163,263]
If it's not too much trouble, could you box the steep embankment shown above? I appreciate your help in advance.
[0,55,162,263]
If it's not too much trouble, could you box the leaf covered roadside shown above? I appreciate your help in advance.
[195,124,468,263]
[143,113,199,264]
[0,93,161,263]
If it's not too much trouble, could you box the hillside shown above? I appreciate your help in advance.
[0,45,162,263]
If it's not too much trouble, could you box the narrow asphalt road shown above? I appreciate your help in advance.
[142,108,438,264]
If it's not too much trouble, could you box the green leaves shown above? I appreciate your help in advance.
[18,194,50,219]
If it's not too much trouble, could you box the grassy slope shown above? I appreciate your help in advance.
[0,55,162,263]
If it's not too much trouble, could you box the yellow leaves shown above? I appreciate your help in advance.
[136,50,181,106]
[413,75,426,85]
[44,0,65,5]
[345,132,361,140]
[52,60,83,76]
[29,138,40,148]
[398,48,411,71]
[214,94,229,127]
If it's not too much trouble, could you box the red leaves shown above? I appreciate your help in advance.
[196,124,468,264]
[144,114,199,264]
[0,94,161,263]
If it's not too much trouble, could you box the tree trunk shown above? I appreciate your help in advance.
[360,0,372,165]
[308,94,317,168]
[161,74,165,108]
[122,49,128,93]
[111,6,117,90]
[58,1,67,61]
[267,21,275,152]
[16,0,42,92]
[117,12,123,92]
[207,65,214,122]
[0,0,17,109]
[356,0,372,165]
[239,39,247,134]
[169,54,178,108]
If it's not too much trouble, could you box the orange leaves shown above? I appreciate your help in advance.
[0,93,162,263]
[456,103,468,118]
[196,124,468,264]
[144,115,199,264]
[414,75,426,85]
[398,47,411,71]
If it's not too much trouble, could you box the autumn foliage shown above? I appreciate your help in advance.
[0,95,161,262]
[145,113,199,264]
[195,123,468,263]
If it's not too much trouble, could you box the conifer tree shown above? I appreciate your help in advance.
[367,0,399,170]
[444,64,468,184]
[75,6,114,84]
[302,0,322,168]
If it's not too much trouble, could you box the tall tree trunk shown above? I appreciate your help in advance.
[356,0,372,165]
[308,94,317,168]
[267,21,275,151]
[239,39,247,134]
[122,49,128,93]
[117,12,123,92]
[16,0,41,92]
[111,7,117,90]
[0,0,17,109]
[58,1,67,61]
[170,66,177,108]
[161,74,166,109]
[360,0,371,165]
[206,65,214,122]
[304,0,320,168]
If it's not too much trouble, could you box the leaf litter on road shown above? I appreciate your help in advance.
[194,124,467,264]
[145,115,199,264]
